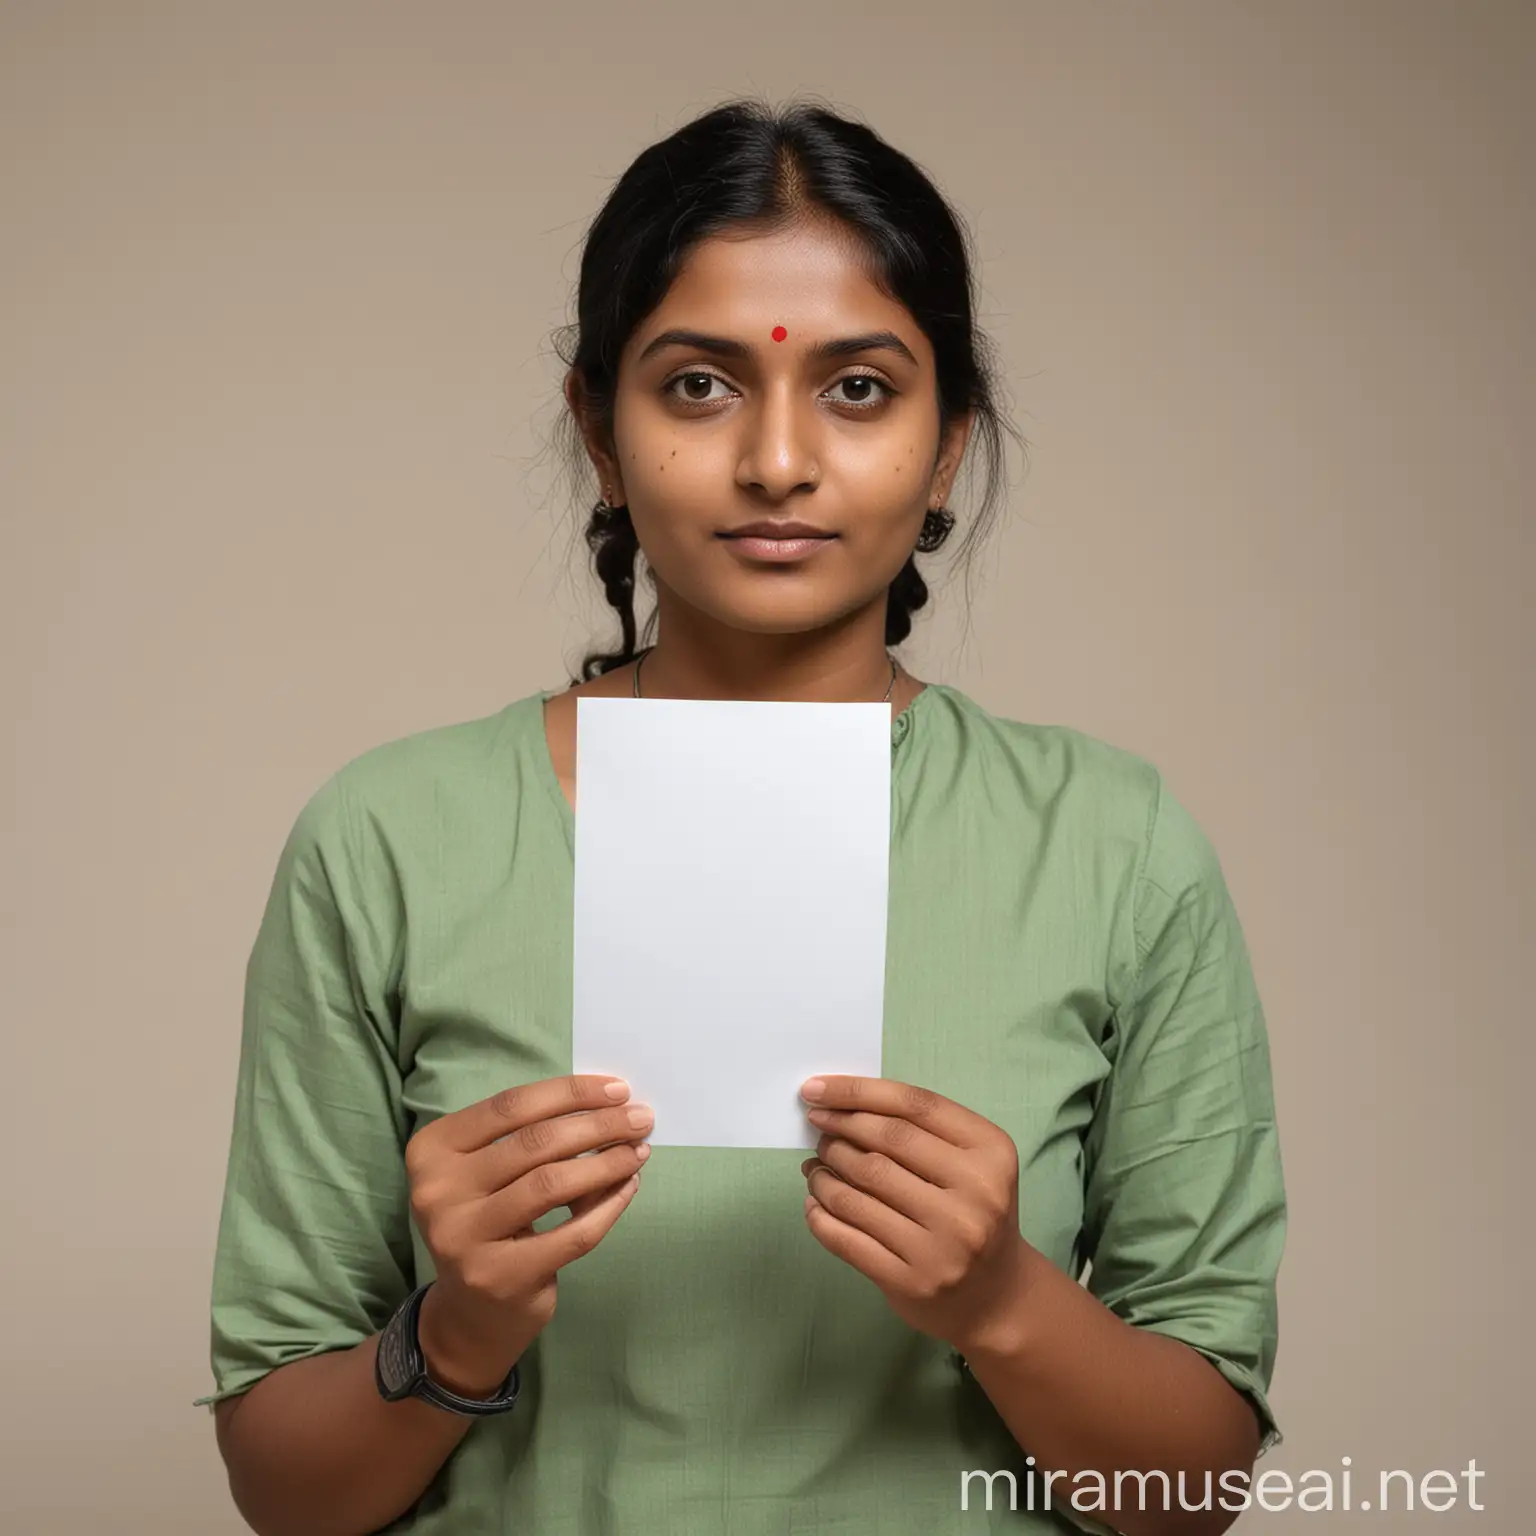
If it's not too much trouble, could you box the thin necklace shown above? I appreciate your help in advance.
[633,649,898,703]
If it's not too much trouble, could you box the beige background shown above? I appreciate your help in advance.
[2,2,1530,1531]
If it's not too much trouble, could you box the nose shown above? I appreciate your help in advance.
[735,381,820,501]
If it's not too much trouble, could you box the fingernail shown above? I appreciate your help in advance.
[801,1078,826,1102]
[626,1103,653,1128]
[604,1080,631,1100]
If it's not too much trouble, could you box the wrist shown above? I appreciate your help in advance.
[952,1237,1048,1365]
[416,1284,523,1399]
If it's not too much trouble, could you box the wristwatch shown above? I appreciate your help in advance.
[374,1282,522,1416]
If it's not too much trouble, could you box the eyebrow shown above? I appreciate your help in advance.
[635,327,919,369]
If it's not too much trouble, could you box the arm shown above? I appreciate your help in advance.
[959,1245,1261,1536]
[200,774,452,1531]
[969,774,1285,1536]
[213,1294,523,1536]
[201,776,648,1533]
[214,1339,461,1536]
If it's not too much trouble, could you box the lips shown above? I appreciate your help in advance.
[720,522,834,540]
[718,532,837,563]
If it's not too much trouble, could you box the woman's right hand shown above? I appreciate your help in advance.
[404,1074,652,1397]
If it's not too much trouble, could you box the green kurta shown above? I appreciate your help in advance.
[198,681,1285,1533]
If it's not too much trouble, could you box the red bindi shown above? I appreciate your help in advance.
[771,325,787,342]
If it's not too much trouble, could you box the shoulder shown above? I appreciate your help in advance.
[935,686,1227,875]
[928,685,1239,979]
[274,693,542,870]
[254,696,548,980]
[297,694,556,851]
[929,682,1164,837]
[336,695,535,802]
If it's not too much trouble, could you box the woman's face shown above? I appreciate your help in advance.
[573,219,972,643]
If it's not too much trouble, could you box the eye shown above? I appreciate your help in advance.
[825,371,894,409]
[661,368,897,412]
[664,371,734,407]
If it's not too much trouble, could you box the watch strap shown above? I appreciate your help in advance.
[375,1282,522,1417]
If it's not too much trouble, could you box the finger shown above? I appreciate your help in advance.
[803,1136,949,1228]
[804,1191,909,1290]
[802,1158,928,1264]
[510,1166,644,1274]
[439,1075,631,1155]
[567,1174,626,1221]
[804,1106,965,1188]
[462,1101,653,1198]
[802,1075,980,1149]
[472,1140,649,1239]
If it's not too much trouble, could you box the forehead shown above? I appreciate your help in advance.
[636,222,915,341]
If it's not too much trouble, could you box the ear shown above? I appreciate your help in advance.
[930,408,975,506]
[565,369,624,503]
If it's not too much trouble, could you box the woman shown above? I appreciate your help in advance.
[200,97,1285,1535]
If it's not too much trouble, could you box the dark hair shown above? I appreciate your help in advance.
[548,94,1026,683]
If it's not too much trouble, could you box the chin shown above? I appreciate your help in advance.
[695,589,877,637]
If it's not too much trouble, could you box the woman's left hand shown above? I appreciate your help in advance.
[799,1074,1033,1356]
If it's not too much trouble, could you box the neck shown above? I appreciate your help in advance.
[634,644,899,704]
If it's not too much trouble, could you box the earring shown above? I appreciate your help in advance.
[917,506,955,553]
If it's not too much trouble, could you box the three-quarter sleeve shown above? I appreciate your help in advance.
[195,772,414,1408]
[1079,770,1286,1456]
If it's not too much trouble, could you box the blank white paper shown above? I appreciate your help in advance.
[571,696,891,1149]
